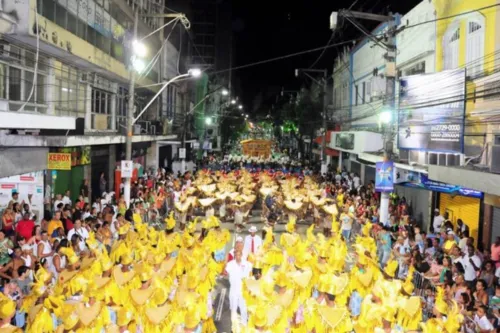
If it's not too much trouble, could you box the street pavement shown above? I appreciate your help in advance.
[212,210,314,332]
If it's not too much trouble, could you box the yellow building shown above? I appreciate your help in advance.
[430,0,500,247]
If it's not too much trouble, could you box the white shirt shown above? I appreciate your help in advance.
[432,215,445,232]
[243,235,262,255]
[225,259,252,292]
[474,314,494,330]
[460,254,481,281]
[68,227,89,251]
[353,176,361,189]
[53,200,63,212]
[62,196,72,206]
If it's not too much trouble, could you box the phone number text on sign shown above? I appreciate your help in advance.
[430,124,461,142]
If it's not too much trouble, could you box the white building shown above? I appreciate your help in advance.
[0,0,188,202]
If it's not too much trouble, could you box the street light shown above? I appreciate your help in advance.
[132,58,146,73]
[238,105,243,110]
[124,69,201,207]
[205,117,212,125]
[379,110,392,124]
[189,68,202,77]
[132,40,147,57]
[231,99,237,105]
[221,89,229,96]
[245,114,249,118]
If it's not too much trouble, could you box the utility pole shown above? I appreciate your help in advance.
[331,9,397,226]
[321,71,328,175]
[124,9,138,209]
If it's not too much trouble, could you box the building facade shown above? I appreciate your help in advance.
[0,0,193,205]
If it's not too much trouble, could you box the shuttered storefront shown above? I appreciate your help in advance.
[395,185,432,231]
[491,207,500,245]
[439,193,480,243]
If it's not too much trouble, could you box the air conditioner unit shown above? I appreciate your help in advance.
[491,145,500,174]
[427,152,462,167]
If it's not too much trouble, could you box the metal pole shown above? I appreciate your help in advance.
[124,9,138,209]
[380,16,396,226]
[321,70,328,174]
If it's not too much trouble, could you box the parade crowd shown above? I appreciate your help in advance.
[0,159,497,332]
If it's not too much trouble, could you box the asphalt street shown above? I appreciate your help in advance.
[212,210,314,332]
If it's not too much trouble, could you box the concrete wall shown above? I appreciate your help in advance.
[0,148,49,178]
[396,0,436,71]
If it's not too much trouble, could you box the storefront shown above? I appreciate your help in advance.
[50,147,91,203]
[397,170,482,240]
[91,146,111,200]
[114,142,150,195]
[0,172,45,222]
[439,193,481,242]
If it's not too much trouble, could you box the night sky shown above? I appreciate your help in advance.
[231,0,422,115]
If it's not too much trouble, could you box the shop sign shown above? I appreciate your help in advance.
[47,153,72,170]
[179,148,186,159]
[401,173,482,198]
[55,147,91,166]
[375,161,394,192]
[398,69,466,153]
[121,160,133,178]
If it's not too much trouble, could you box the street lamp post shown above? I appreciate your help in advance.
[124,64,201,206]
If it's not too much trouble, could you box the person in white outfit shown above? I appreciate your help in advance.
[243,226,262,256]
[225,250,252,325]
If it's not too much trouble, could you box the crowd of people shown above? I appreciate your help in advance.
[0,160,496,332]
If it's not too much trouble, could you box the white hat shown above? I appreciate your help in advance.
[21,244,31,251]
[235,236,243,243]
[434,208,440,213]
[248,226,258,233]
[447,230,454,235]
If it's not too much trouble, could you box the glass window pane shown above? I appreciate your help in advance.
[99,91,106,114]
[67,12,77,35]
[24,71,34,102]
[0,64,5,99]
[37,75,45,104]
[77,86,85,112]
[76,19,86,40]
[9,67,21,101]
[55,3,67,28]
[42,0,55,21]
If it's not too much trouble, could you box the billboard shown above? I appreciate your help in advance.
[398,69,466,153]
[375,161,394,192]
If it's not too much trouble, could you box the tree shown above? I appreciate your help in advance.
[276,84,323,161]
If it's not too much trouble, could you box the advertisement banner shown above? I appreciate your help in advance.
[47,153,72,170]
[0,171,45,223]
[400,173,482,199]
[398,69,466,153]
[375,161,394,192]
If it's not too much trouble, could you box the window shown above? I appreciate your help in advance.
[54,63,85,117]
[91,87,113,129]
[355,85,359,106]
[444,26,460,70]
[39,0,127,63]
[166,85,177,119]
[362,82,366,104]
[0,44,48,112]
[116,87,128,130]
[405,61,426,76]
[466,19,485,78]
[484,81,500,101]
[366,79,371,102]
